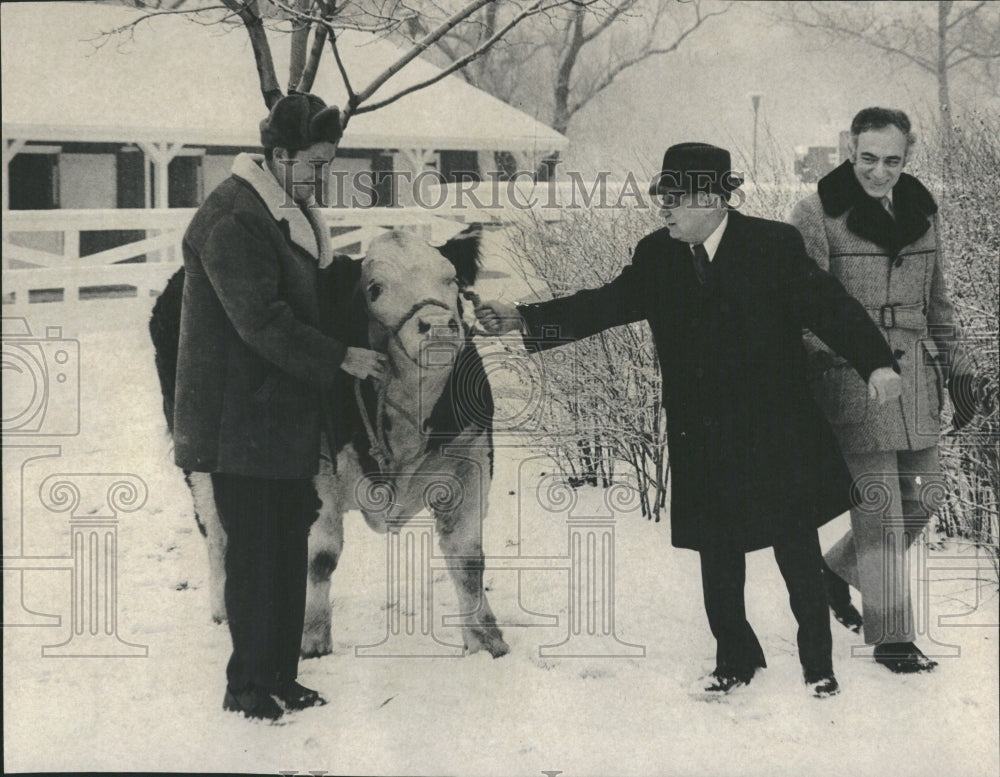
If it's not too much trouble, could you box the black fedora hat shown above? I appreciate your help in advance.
[648,142,744,198]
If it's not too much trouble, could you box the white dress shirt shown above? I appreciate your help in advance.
[699,212,729,262]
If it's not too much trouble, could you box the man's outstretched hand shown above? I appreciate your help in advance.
[475,300,523,335]
[868,366,902,404]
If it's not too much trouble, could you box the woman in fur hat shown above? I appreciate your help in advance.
[173,93,385,720]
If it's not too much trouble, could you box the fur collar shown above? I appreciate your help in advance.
[817,160,937,253]
[231,153,332,268]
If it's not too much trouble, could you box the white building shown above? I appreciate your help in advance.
[1,1,566,274]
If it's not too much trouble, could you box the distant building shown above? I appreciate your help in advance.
[839,131,852,165]
[2,2,566,259]
[794,146,839,183]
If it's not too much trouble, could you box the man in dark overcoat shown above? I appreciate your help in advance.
[475,143,901,698]
[173,93,385,720]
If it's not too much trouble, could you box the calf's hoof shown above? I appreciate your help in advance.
[300,625,333,659]
[465,627,509,658]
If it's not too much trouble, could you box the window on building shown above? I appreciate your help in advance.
[147,153,203,207]
[56,144,146,259]
[371,153,395,207]
[117,147,146,208]
[168,155,202,207]
[9,151,59,209]
[439,150,481,184]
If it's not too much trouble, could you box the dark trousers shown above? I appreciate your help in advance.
[700,526,833,681]
[211,473,317,692]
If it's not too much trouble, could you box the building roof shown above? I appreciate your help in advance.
[0,1,566,153]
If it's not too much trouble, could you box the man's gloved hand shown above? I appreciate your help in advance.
[948,370,989,431]
[868,366,902,405]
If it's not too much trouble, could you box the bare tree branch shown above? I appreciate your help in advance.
[286,0,312,92]
[296,0,330,92]
[348,0,495,113]
[580,0,637,44]
[774,1,937,73]
[327,26,357,106]
[354,0,570,115]
[220,0,283,107]
[946,0,985,30]
[97,5,233,40]
[568,0,729,119]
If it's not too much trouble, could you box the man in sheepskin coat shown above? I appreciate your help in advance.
[790,107,979,674]
[476,142,902,699]
[173,93,385,720]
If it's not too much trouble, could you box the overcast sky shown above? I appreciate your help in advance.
[557,1,1000,178]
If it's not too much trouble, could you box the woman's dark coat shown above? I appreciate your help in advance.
[173,174,347,479]
[518,210,895,552]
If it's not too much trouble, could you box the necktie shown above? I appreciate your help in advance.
[691,243,710,285]
[880,196,894,219]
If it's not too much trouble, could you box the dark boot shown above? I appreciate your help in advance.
[804,671,841,699]
[821,561,864,634]
[274,680,327,710]
[689,667,756,698]
[223,686,284,721]
[874,642,938,674]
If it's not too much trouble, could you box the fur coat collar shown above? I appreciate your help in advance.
[817,159,937,254]
[231,152,332,268]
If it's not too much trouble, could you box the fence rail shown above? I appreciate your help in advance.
[2,203,535,313]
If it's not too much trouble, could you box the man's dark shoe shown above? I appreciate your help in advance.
[804,673,841,699]
[223,686,284,721]
[275,680,327,710]
[689,668,754,698]
[873,642,938,674]
[821,562,864,634]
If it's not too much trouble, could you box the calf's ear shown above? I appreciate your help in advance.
[438,223,482,287]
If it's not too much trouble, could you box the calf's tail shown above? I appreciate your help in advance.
[149,267,186,434]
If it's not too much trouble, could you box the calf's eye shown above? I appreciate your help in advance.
[368,282,383,302]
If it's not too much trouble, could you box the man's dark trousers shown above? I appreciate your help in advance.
[211,473,318,692]
[700,525,833,681]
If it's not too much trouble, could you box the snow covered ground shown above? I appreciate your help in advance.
[3,234,998,776]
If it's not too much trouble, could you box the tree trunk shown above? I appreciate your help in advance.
[287,0,312,93]
[938,0,954,158]
[552,6,584,135]
[222,0,283,108]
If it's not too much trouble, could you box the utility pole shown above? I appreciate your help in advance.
[750,93,762,179]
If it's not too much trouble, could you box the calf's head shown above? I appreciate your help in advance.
[361,226,481,368]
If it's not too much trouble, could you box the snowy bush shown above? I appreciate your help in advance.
[911,113,1000,581]
[503,204,669,520]
[500,117,997,567]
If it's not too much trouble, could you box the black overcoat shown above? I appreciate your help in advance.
[518,210,895,552]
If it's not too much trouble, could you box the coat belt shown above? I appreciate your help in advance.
[866,303,926,330]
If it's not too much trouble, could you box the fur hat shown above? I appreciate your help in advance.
[259,93,343,151]
[649,142,743,198]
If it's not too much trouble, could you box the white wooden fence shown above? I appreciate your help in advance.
[0,183,578,315]
[0,206,507,314]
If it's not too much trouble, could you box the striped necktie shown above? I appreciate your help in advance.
[691,243,710,285]
[880,196,894,219]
